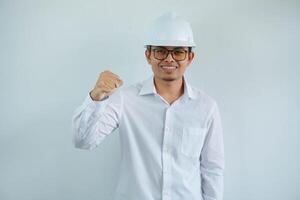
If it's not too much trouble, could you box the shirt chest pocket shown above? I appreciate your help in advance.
[181,127,207,158]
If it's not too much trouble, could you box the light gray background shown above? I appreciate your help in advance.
[1,0,299,200]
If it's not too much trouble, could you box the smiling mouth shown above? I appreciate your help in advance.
[160,66,178,71]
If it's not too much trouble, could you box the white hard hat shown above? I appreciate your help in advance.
[144,12,196,47]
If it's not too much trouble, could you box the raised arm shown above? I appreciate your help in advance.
[72,71,123,150]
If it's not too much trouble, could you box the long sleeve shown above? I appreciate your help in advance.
[200,102,225,200]
[72,89,123,150]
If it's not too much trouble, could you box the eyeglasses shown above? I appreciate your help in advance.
[151,47,188,61]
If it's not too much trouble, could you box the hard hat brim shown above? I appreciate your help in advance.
[144,40,196,48]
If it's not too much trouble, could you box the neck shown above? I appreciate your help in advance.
[154,76,184,103]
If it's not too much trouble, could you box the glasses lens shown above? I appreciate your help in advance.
[154,48,168,60]
[153,48,187,61]
[172,49,186,61]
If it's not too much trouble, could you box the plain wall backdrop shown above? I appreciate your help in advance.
[1,0,299,199]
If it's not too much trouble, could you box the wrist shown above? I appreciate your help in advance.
[89,90,106,101]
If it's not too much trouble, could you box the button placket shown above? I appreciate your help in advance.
[162,108,172,200]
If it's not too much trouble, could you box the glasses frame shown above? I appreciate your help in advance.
[150,46,189,61]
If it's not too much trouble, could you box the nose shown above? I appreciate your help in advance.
[164,52,175,62]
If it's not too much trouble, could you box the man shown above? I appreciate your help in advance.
[72,12,224,200]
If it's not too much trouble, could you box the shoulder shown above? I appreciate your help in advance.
[188,85,222,128]
[191,85,217,106]
[189,85,220,116]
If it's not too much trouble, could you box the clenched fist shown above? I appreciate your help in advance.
[90,70,123,101]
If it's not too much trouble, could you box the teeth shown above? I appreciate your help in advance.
[162,66,176,69]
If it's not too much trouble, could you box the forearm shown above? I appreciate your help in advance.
[200,102,225,200]
[72,93,109,149]
[201,159,224,200]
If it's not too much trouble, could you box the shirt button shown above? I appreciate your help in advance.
[165,127,169,131]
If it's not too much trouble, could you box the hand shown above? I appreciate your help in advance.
[90,70,123,101]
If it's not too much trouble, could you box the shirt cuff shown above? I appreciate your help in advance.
[82,92,110,112]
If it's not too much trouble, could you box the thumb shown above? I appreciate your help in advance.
[115,79,123,88]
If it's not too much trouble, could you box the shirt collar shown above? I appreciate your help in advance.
[138,75,197,100]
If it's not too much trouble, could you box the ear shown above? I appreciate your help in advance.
[187,51,195,65]
[145,49,151,64]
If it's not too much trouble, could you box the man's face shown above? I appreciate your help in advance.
[145,46,195,82]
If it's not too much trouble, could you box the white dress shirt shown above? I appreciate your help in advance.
[72,75,224,200]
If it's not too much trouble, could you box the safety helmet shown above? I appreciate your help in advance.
[144,12,196,48]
